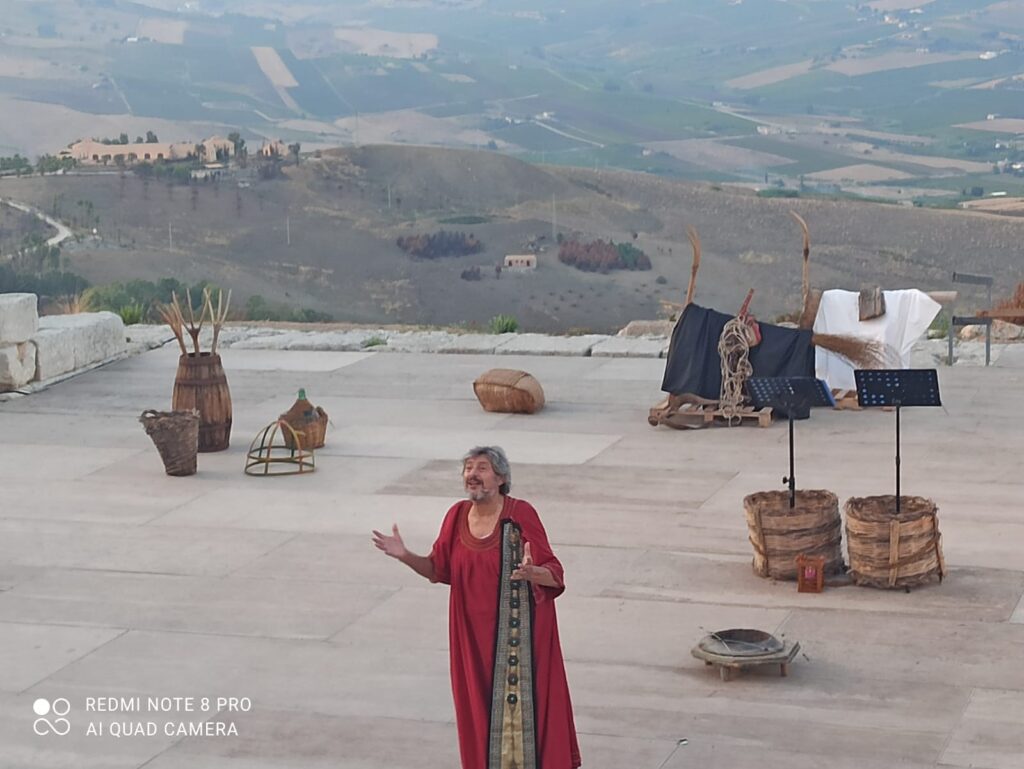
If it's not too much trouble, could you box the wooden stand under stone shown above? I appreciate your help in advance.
[692,642,801,682]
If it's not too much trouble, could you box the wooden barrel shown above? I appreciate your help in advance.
[743,490,844,580]
[844,496,944,589]
[172,352,232,452]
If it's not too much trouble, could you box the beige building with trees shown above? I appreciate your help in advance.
[60,135,234,165]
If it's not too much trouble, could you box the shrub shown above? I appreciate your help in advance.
[118,302,146,325]
[489,314,519,334]
[244,294,333,322]
[993,281,1024,324]
[928,310,951,337]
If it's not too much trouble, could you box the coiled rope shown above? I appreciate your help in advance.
[718,317,754,424]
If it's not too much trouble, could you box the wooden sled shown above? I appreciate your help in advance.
[649,394,773,430]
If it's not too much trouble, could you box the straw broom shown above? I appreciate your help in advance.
[811,333,890,369]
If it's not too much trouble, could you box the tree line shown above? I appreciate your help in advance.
[397,229,483,259]
[558,238,652,273]
[0,154,77,176]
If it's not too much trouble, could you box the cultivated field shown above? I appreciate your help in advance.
[956,118,1024,133]
[333,28,439,59]
[0,52,67,79]
[826,51,977,77]
[333,111,499,149]
[806,164,914,183]
[251,47,299,89]
[0,96,225,159]
[725,60,814,90]
[643,139,793,172]
[135,18,187,45]
[961,197,1024,215]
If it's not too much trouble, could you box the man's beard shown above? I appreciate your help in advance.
[466,484,496,502]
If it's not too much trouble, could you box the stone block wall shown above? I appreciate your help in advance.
[0,293,40,390]
[0,293,127,392]
[0,293,38,345]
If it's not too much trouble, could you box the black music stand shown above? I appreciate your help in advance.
[854,369,941,513]
[748,377,835,509]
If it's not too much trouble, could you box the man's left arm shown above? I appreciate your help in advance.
[511,502,565,599]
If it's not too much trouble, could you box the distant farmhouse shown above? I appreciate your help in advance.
[60,136,234,166]
[258,139,288,158]
[503,254,537,270]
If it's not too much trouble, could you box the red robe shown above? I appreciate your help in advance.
[430,496,581,769]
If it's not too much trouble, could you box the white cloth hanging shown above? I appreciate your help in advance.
[813,289,941,391]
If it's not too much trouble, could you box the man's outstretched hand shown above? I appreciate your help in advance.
[372,524,408,561]
[511,542,555,586]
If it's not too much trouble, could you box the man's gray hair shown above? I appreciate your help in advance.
[463,446,511,495]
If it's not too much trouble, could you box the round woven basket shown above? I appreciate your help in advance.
[743,490,844,580]
[844,495,944,589]
[139,409,200,476]
[473,369,545,414]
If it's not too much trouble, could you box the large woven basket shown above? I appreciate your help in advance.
[139,409,200,476]
[743,490,844,580]
[845,495,944,589]
[473,369,545,414]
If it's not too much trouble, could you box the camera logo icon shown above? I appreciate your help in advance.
[33,698,71,736]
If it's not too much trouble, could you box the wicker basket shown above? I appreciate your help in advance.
[280,390,329,450]
[743,490,844,580]
[845,495,944,589]
[139,409,200,476]
[473,369,545,414]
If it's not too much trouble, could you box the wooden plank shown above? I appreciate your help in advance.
[977,309,1024,320]
[859,286,886,321]
[926,290,957,305]
[703,406,773,428]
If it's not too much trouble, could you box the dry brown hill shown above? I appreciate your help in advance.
[5,145,1023,332]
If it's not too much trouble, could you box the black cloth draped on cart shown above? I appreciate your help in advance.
[661,303,815,406]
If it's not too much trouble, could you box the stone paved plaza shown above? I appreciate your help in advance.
[1,341,1023,769]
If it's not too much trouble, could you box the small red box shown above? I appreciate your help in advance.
[796,554,825,593]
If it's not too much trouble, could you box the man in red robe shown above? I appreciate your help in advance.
[373,446,581,769]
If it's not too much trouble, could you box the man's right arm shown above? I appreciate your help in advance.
[373,518,450,584]
[399,551,437,582]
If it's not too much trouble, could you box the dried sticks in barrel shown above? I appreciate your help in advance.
[156,288,232,356]
[207,288,231,356]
